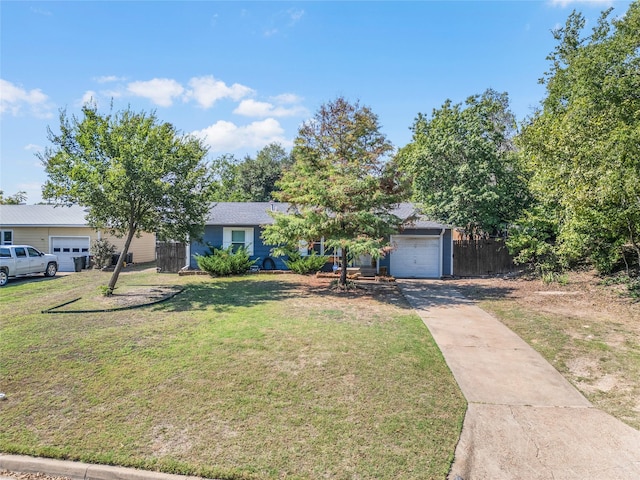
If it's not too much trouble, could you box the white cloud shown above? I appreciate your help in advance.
[271,93,303,104]
[192,118,291,152]
[30,6,52,16]
[101,89,124,99]
[94,75,125,83]
[24,144,43,152]
[127,78,185,107]
[262,8,305,37]
[288,9,305,24]
[185,75,254,108]
[0,79,53,118]
[234,99,307,118]
[80,90,98,106]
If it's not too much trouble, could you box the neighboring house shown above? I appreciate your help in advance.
[0,205,156,272]
[189,202,454,279]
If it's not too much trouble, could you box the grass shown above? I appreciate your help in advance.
[0,268,466,480]
[461,287,640,431]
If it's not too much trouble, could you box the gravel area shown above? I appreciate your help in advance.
[0,470,71,480]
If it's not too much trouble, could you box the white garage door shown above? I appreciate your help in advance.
[390,236,441,278]
[51,236,90,272]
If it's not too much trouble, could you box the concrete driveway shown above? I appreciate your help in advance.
[397,279,640,480]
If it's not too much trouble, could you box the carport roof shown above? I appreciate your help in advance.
[0,204,89,227]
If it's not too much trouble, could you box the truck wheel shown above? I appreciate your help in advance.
[0,269,7,286]
[44,262,58,277]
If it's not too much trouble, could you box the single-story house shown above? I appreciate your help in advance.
[0,204,156,272]
[189,202,453,279]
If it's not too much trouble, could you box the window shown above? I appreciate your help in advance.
[27,247,42,257]
[231,230,245,252]
[222,227,254,255]
[14,247,27,258]
[0,248,10,258]
[1,230,12,245]
[298,240,309,257]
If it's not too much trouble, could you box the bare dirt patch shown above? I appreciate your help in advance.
[96,285,183,309]
[449,270,640,429]
[451,270,640,325]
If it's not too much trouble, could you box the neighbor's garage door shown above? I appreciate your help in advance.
[390,236,440,278]
[51,237,90,272]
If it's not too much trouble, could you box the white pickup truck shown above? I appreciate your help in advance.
[0,245,59,286]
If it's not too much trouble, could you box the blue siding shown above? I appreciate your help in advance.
[190,225,286,270]
[191,224,453,276]
[252,227,288,270]
[442,229,453,276]
[189,225,223,267]
[379,253,391,273]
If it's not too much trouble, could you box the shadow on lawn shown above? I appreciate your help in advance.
[449,280,518,303]
[156,278,308,313]
[396,279,517,309]
[156,277,416,313]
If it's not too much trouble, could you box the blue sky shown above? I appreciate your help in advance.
[0,0,633,204]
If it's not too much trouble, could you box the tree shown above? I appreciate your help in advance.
[0,190,27,204]
[40,105,214,294]
[261,97,409,287]
[210,143,293,202]
[235,143,293,202]
[397,89,531,238]
[515,3,640,273]
[209,154,242,201]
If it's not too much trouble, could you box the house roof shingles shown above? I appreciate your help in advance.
[206,202,450,229]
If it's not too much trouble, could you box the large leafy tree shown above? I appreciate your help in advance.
[41,105,214,293]
[0,191,27,205]
[262,97,409,287]
[210,143,292,202]
[397,89,530,238]
[516,3,640,273]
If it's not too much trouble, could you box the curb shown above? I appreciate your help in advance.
[0,455,207,480]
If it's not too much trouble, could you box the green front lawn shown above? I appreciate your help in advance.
[0,269,465,480]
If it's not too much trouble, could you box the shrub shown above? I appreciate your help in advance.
[91,239,116,269]
[284,251,328,274]
[195,245,257,277]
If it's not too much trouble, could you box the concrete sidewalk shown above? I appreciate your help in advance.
[0,454,205,480]
[398,280,640,480]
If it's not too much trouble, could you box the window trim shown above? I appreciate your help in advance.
[1,230,13,245]
[222,227,254,255]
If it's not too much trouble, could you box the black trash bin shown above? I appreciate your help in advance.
[73,256,84,272]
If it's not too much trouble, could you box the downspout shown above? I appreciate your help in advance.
[440,228,445,278]
[184,235,191,270]
[450,229,454,277]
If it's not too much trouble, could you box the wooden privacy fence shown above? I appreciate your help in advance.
[156,242,187,273]
[453,238,516,277]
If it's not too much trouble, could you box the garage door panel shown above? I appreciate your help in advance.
[51,237,90,272]
[390,236,440,278]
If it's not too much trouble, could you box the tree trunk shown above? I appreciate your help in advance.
[107,227,136,294]
[339,247,348,287]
